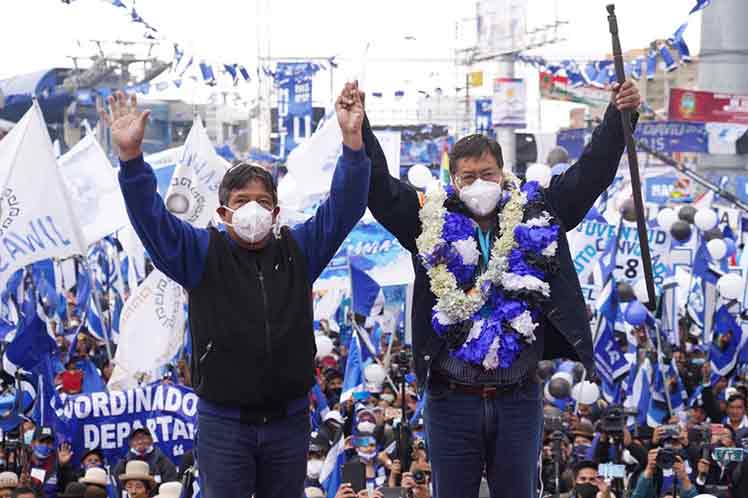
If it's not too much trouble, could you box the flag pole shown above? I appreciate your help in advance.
[606,4,657,311]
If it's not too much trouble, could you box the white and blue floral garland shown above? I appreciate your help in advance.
[416,175,560,370]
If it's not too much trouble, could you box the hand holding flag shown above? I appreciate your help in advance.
[97,91,151,161]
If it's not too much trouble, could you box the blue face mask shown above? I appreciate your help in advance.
[32,444,52,460]
[23,432,34,445]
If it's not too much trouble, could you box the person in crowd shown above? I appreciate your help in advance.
[82,485,108,498]
[724,394,748,431]
[349,433,386,492]
[58,448,109,491]
[0,472,18,498]
[360,68,640,497]
[561,461,613,498]
[100,80,369,498]
[58,482,86,498]
[152,481,182,498]
[11,487,38,498]
[23,426,71,497]
[401,461,432,498]
[305,438,327,490]
[57,360,84,395]
[333,483,384,498]
[117,461,155,498]
[112,428,177,487]
[630,449,697,498]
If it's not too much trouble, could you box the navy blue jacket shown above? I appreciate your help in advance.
[118,145,371,290]
[362,106,636,385]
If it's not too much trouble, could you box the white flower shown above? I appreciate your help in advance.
[501,272,551,297]
[466,320,484,342]
[453,237,481,266]
[434,311,457,326]
[542,241,558,258]
[525,212,552,227]
[482,337,501,370]
[510,310,538,342]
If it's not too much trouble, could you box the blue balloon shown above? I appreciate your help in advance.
[725,238,737,258]
[624,301,648,326]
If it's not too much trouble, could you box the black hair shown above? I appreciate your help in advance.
[727,393,747,406]
[12,488,39,498]
[448,134,503,175]
[573,460,598,478]
[219,162,277,207]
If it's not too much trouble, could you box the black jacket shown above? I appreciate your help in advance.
[362,105,635,385]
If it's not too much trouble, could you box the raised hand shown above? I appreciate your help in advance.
[336,81,364,151]
[97,91,151,161]
[57,442,73,466]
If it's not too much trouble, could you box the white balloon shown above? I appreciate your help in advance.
[707,238,728,260]
[717,273,743,300]
[364,363,386,385]
[315,335,334,360]
[525,163,552,188]
[656,208,679,232]
[407,164,433,189]
[551,371,573,387]
[694,208,719,231]
[572,381,600,405]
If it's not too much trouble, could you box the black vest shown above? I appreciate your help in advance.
[188,227,315,407]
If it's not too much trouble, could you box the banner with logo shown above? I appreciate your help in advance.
[108,270,185,391]
[475,98,493,135]
[635,121,708,153]
[644,174,694,204]
[54,383,197,467]
[568,220,672,288]
[669,88,748,125]
[0,101,87,290]
[492,78,526,128]
[276,62,314,157]
[164,119,230,228]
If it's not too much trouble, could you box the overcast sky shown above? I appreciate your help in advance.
[1,0,703,130]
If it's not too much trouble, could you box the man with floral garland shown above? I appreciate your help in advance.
[354,80,641,498]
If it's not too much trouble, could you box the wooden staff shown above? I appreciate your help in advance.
[607,4,657,311]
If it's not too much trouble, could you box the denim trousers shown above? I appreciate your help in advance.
[196,408,310,498]
[424,378,543,498]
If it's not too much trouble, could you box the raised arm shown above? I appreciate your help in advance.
[362,113,421,253]
[100,91,209,289]
[546,80,641,231]
[292,82,371,282]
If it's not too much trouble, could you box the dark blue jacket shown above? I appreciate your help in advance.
[362,106,636,385]
[117,145,371,290]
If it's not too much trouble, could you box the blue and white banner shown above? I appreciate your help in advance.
[644,175,694,204]
[53,383,197,467]
[568,220,671,288]
[475,98,493,135]
[276,62,314,157]
[635,121,708,154]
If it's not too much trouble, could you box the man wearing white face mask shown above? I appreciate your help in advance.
[360,80,641,498]
[101,84,370,498]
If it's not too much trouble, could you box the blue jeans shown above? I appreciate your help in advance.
[424,378,543,498]
[196,408,310,498]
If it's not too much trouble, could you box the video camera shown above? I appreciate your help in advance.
[599,405,636,436]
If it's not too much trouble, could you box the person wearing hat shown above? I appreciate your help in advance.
[152,481,182,498]
[102,83,370,498]
[58,482,87,498]
[305,438,328,490]
[0,471,17,498]
[324,368,344,407]
[78,466,109,490]
[118,461,155,498]
[25,426,72,497]
[58,447,107,491]
[83,485,108,498]
[112,428,177,489]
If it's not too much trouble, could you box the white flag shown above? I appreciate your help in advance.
[58,134,130,246]
[108,269,185,390]
[0,101,87,289]
[164,118,230,228]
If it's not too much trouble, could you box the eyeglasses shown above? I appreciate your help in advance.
[454,169,502,187]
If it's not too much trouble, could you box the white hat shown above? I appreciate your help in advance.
[154,481,182,498]
[572,381,601,405]
[119,461,155,486]
[79,467,109,487]
[0,471,18,489]
[305,487,325,498]
[323,410,344,425]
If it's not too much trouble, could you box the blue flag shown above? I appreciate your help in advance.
[6,292,56,371]
[341,332,364,402]
[349,257,382,316]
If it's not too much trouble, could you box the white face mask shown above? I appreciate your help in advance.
[458,178,503,217]
[307,458,323,479]
[357,449,377,462]
[358,421,376,434]
[381,394,395,403]
[223,201,274,243]
[622,449,638,465]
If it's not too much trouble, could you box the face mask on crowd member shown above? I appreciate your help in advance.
[449,135,505,223]
[82,450,104,469]
[354,435,377,463]
[217,163,280,250]
[129,429,155,458]
[573,462,604,498]
[307,457,323,480]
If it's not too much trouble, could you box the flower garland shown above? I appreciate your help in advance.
[416,175,560,370]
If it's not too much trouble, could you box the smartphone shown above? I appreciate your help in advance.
[342,461,366,493]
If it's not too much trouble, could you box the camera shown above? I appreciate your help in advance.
[544,415,564,433]
[661,425,680,439]
[656,448,676,470]
[599,406,626,435]
[413,470,427,485]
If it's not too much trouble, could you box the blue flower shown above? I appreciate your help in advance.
[445,184,457,198]
[432,310,449,336]
[497,332,522,368]
[521,181,542,202]
[453,321,496,365]
[514,225,559,254]
[489,295,527,322]
[442,212,475,243]
[444,247,476,285]
[507,249,544,279]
